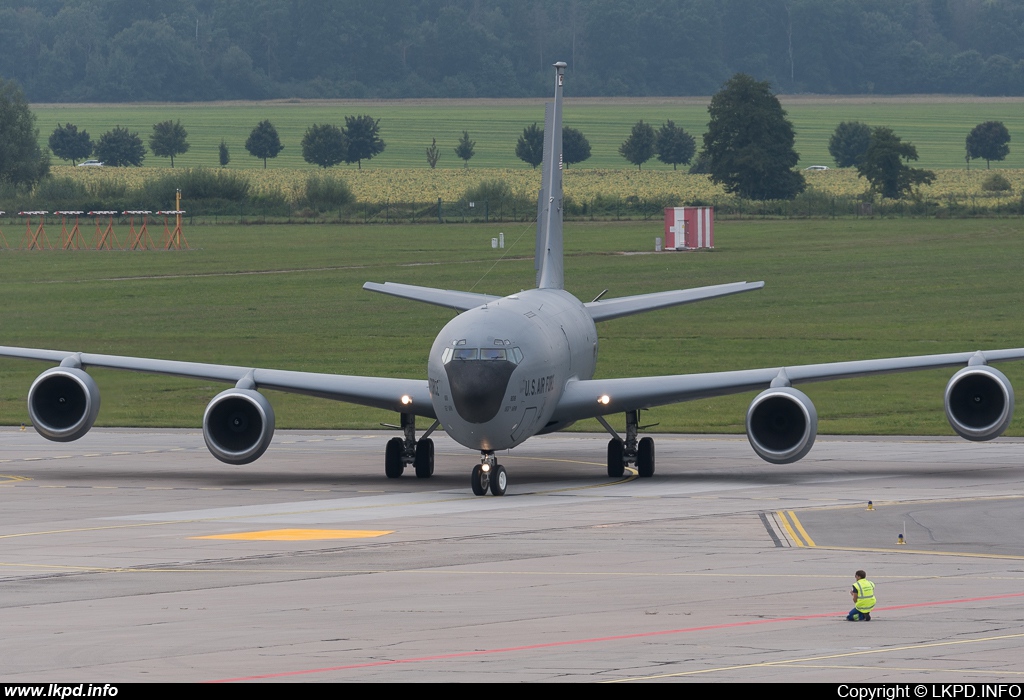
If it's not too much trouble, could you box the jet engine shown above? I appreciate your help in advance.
[944,366,1015,441]
[746,387,818,464]
[203,389,275,465]
[28,367,101,442]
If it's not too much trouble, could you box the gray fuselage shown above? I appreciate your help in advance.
[427,288,598,451]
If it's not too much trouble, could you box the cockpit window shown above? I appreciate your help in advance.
[443,346,524,364]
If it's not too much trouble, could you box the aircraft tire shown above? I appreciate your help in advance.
[637,437,655,477]
[385,437,405,478]
[607,438,625,478]
[490,465,507,496]
[471,464,489,496]
[414,438,434,478]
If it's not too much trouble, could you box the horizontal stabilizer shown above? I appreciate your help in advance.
[362,281,498,312]
[585,281,764,322]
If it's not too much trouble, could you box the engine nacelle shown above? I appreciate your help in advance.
[945,366,1014,441]
[28,367,101,442]
[746,386,818,464]
[203,389,275,465]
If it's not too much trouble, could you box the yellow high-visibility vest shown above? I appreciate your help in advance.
[854,579,876,613]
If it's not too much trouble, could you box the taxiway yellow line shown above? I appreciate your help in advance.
[775,664,1024,676]
[605,632,1024,682]
[775,510,806,547]
[786,510,816,547]
[809,544,1024,561]
[193,529,393,541]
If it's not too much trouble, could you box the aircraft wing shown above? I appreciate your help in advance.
[552,348,1024,422]
[363,281,499,311]
[585,281,764,322]
[0,346,436,418]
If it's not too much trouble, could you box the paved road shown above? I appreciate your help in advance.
[2,428,1023,682]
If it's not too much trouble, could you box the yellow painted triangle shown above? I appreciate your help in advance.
[193,529,393,541]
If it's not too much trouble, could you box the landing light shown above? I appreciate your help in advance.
[400,395,412,406]
[598,395,611,405]
[481,464,490,472]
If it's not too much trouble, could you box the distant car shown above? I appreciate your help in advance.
[804,165,829,171]
[77,159,104,167]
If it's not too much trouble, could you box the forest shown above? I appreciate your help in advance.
[3,0,1024,102]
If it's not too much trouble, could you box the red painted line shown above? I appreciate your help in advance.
[208,591,1024,682]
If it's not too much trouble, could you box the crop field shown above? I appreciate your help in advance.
[2,218,1022,438]
[45,163,1024,211]
[32,96,1024,172]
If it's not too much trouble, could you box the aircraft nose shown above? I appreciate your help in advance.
[445,360,516,424]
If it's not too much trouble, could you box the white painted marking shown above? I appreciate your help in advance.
[108,478,769,525]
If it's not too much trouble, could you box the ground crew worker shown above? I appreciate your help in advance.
[846,570,876,621]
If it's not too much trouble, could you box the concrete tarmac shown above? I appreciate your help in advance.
[1,428,1023,683]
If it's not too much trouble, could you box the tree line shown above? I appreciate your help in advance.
[42,114,390,172]
[4,0,1024,102]
[1,72,1014,205]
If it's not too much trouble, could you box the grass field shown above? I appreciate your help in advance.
[31,96,1024,172]
[2,218,1022,437]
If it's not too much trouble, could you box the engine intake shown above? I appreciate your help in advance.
[945,366,1014,441]
[203,389,275,465]
[746,387,818,464]
[28,367,100,442]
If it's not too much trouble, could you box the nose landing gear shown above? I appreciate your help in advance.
[471,453,507,496]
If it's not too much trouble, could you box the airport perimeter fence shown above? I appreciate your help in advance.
[2,192,1023,235]
[172,192,1024,224]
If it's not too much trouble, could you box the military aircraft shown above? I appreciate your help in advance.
[2,62,1022,496]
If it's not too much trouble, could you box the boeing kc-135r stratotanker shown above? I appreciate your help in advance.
[3,62,1023,496]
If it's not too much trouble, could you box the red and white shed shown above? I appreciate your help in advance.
[663,206,714,250]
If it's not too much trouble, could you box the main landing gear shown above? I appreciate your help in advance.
[384,413,439,479]
[598,409,656,478]
[471,453,507,496]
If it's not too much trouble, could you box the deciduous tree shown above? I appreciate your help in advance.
[966,121,1010,169]
[856,127,935,199]
[455,131,475,167]
[700,74,804,200]
[301,123,347,168]
[828,121,871,168]
[219,140,230,167]
[0,78,50,186]
[245,120,283,169]
[619,120,655,170]
[515,122,544,169]
[655,120,695,170]
[48,123,93,165]
[343,115,385,170]
[94,125,146,167]
[562,127,591,168]
[149,119,189,167]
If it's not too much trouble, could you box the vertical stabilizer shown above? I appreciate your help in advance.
[535,62,566,290]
